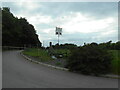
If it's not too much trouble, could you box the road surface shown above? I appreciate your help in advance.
[2,50,118,88]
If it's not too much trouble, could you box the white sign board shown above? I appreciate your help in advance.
[56,27,62,35]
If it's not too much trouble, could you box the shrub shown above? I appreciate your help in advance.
[66,43,112,75]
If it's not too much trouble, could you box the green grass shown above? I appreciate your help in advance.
[23,48,120,75]
[55,62,62,66]
[54,49,71,58]
[23,48,53,62]
[109,50,120,75]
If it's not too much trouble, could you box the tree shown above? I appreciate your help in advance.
[115,41,120,50]
[2,7,41,47]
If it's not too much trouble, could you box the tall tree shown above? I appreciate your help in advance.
[2,7,41,47]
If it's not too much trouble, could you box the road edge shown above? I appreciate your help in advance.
[20,51,69,71]
[20,50,120,79]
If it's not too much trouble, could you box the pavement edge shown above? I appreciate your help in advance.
[20,51,69,71]
[20,50,120,79]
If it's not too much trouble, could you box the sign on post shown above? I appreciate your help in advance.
[55,27,62,45]
[56,27,62,35]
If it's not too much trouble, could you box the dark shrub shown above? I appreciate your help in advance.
[66,43,112,75]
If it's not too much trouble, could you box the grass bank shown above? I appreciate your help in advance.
[22,48,120,75]
[109,50,120,75]
[23,48,53,62]
[53,49,71,58]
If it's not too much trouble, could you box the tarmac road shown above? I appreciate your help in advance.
[2,50,118,88]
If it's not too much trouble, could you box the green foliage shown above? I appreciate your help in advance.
[23,48,53,62]
[109,50,120,75]
[99,41,120,50]
[47,43,77,58]
[55,62,62,66]
[52,43,77,50]
[66,43,112,75]
[115,41,120,50]
[53,49,71,58]
[2,7,41,47]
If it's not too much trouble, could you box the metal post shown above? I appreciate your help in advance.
[58,34,59,45]
[43,41,44,47]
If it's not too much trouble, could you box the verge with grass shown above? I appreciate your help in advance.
[23,48,53,62]
[53,49,71,58]
[109,50,120,75]
[22,48,120,76]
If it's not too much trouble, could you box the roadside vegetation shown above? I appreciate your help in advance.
[66,43,118,75]
[109,50,120,75]
[23,41,120,76]
[23,48,53,62]
[53,49,71,58]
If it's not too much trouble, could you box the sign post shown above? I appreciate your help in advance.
[55,27,62,45]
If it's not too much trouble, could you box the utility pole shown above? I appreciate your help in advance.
[43,41,44,47]
[58,34,60,45]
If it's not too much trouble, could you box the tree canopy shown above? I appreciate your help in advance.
[2,7,41,47]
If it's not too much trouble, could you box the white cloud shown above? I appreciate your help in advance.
[101,30,117,36]
[28,12,117,46]
[28,14,53,25]
[13,2,42,11]
[55,12,116,33]
[34,12,116,35]
[43,28,54,34]
[91,29,117,42]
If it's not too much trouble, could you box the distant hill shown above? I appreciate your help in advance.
[2,7,41,47]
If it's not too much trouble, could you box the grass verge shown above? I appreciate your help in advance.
[53,49,71,58]
[23,48,53,62]
[23,48,120,75]
[109,50,120,75]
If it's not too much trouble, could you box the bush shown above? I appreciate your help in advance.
[66,43,112,75]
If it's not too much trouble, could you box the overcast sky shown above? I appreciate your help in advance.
[2,2,118,47]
